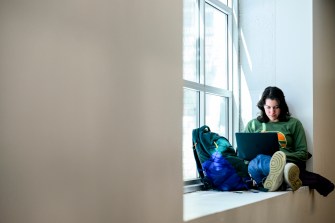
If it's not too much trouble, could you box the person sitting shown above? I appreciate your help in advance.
[246,86,334,196]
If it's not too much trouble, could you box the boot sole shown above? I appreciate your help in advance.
[264,151,286,192]
[284,164,302,191]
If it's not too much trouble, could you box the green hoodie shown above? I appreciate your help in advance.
[244,117,309,164]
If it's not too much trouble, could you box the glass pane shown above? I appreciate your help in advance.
[205,93,228,137]
[183,0,198,82]
[204,4,228,89]
[218,0,228,5]
[227,0,232,7]
[183,88,199,180]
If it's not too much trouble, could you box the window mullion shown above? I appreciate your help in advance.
[199,0,205,85]
[199,91,205,127]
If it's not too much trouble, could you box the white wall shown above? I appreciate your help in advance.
[275,1,313,171]
[236,0,335,222]
[239,0,313,169]
[239,0,277,125]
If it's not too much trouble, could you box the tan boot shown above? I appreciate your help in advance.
[263,151,286,192]
[284,163,302,191]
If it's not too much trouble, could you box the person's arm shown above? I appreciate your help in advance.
[284,119,309,163]
[244,120,256,133]
[244,119,263,133]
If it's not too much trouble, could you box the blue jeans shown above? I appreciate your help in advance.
[248,154,271,186]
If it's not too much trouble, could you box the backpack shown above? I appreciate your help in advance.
[192,125,252,191]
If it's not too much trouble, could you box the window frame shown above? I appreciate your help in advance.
[183,0,239,192]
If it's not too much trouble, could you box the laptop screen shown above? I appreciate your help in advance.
[235,132,279,161]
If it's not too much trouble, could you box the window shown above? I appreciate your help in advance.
[183,0,236,183]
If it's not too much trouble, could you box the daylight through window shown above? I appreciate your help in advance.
[183,0,235,182]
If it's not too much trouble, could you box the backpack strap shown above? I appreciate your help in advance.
[192,142,205,179]
[192,126,214,190]
[192,142,213,190]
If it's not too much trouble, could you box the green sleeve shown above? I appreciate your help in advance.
[282,119,309,163]
[244,119,255,133]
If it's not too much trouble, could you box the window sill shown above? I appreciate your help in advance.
[183,187,309,222]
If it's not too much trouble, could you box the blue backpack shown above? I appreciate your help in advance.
[192,125,252,191]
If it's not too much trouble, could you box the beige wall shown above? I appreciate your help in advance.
[0,1,183,223]
[312,0,335,219]
[312,1,335,219]
[313,0,335,175]
[0,1,334,223]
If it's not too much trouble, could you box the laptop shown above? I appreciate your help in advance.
[235,132,279,161]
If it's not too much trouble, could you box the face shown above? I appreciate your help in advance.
[264,99,281,122]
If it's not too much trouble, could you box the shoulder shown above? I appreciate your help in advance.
[246,118,260,126]
[287,117,302,124]
[245,118,262,132]
[287,117,304,129]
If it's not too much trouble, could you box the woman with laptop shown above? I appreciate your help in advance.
[245,86,334,196]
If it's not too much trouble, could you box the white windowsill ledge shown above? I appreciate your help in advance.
[183,187,308,222]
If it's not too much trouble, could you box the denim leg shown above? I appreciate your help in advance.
[248,154,271,186]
